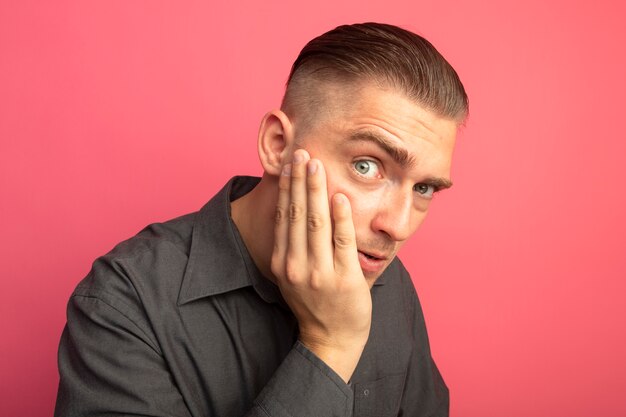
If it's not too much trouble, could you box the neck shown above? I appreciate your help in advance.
[230,174,279,282]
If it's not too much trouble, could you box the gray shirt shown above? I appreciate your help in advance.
[55,176,449,417]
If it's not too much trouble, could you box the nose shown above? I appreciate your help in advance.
[370,188,420,242]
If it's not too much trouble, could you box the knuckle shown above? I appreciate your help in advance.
[307,176,323,190]
[284,262,301,284]
[334,233,353,248]
[307,212,325,232]
[271,250,288,278]
[309,270,324,290]
[288,202,304,223]
[275,207,285,225]
[278,179,290,191]
[270,256,282,278]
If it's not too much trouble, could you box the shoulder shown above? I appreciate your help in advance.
[107,211,197,263]
[71,212,198,321]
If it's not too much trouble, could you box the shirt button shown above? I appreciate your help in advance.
[363,389,370,396]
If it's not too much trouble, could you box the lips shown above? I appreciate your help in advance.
[357,250,388,273]
[359,250,385,261]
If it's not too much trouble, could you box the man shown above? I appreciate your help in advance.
[55,22,468,416]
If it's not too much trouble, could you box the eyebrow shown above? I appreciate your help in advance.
[348,130,416,170]
[421,176,453,191]
[347,129,453,190]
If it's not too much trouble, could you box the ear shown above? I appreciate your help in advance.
[257,109,295,176]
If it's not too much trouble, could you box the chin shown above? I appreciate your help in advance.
[363,269,385,288]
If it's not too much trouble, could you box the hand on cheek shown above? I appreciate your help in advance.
[271,149,372,383]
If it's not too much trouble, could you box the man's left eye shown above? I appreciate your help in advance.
[414,183,436,198]
[353,160,380,178]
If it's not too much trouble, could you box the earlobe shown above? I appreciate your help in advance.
[257,110,295,176]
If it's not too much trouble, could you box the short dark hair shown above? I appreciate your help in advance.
[282,22,468,125]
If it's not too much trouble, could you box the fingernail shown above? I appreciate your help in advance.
[334,194,347,204]
[307,160,318,175]
[282,164,291,176]
[293,152,303,164]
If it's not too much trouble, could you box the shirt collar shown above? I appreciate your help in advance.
[178,175,388,306]
[178,176,282,305]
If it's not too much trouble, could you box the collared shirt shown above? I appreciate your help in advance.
[55,176,449,417]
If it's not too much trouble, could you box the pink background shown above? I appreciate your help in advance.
[1,1,625,416]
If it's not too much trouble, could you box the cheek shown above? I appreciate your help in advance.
[326,180,386,230]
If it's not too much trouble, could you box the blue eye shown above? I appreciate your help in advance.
[414,183,436,198]
[353,160,380,178]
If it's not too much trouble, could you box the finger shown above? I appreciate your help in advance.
[306,159,333,270]
[331,193,360,275]
[286,149,310,272]
[271,163,292,279]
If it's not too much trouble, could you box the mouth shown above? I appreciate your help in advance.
[357,250,388,273]
[359,250,385,261]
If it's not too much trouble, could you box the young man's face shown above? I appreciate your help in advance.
[295,84,458,284]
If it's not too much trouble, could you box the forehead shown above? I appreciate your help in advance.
[347,85,455,138]
[304,83,458,170]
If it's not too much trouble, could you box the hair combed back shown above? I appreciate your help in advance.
[283,22,468,123]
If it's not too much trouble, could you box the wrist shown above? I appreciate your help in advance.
[299,333,369,382]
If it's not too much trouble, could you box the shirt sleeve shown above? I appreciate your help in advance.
[247,341,354,417]
[55,294,193,417]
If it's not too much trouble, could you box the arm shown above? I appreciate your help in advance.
[56,288,354,417]
[246,341,354,416]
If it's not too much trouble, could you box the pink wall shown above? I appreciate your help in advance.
[1,1,625,416]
